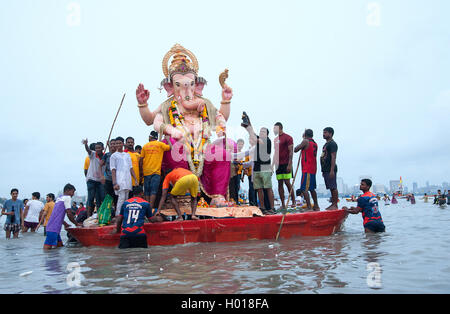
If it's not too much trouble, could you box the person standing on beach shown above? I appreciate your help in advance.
[320,127,339,210]
[2,188,24,239]
[273,122,295,210]
[294,129,320,211]
[37,193,55,235]
[43,184,82,250]
[139,131,171,208]
[115,186,162,249]
[111,137,138,217]
[343,179,385,233]
[22,192,44,232]
[82,139,105,216]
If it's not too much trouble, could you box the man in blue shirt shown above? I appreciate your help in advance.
[115,186,162,249]
[2,188,24,239]
[343,179,385,233]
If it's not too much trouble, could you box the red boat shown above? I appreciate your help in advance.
[68,209,348,247]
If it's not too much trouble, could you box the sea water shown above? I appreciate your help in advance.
[1,198,449,294]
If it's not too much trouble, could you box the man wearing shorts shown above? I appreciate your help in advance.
[115,186,162,249]
[273,122,295,209]
[294,129,320,211]
[344,179,386,233]
[139,131,171,208]
[37,193,56,235]
[43,184,82,250]
[320,127,339,210]
[2,188,24,239]
[240,113,275,214]
[22,192,44,232]
[157,168,199,221]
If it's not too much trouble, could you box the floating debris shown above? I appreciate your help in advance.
[19,271,33,277]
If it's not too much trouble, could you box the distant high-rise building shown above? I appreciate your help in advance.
[389,180,401,193]
[373,184,385,194]
[337,177,344,195]
[413,182,418,193]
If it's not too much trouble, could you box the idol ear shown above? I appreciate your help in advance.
[195,76,207,96]
[161,78,174,97]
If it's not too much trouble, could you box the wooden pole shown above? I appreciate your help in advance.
[104,93,126,152]
[275,152,301,241]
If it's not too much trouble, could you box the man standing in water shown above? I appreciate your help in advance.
[320,127,339,210]
[115,186,162,249]
[43,184,82,250]
[294,129,320,211]
[2,188,24,239]
[343,179,385,233]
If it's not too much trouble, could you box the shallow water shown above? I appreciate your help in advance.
[1,198,449,294]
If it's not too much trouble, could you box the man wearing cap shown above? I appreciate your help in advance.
[139,131,171,208]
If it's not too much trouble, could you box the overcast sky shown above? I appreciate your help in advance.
[1,0,449,198]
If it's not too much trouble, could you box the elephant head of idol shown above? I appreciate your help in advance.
[161,44,207,112]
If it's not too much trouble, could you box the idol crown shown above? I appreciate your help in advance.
[163,44,199,79]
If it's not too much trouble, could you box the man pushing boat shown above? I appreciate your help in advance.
[115,186,162,249]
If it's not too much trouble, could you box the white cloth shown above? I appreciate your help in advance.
[115,190,129,216]
[110,151,133,193]
[24,199,44,223]
[86,151,105,182]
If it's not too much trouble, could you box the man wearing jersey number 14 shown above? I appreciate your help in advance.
[115,186,163,249]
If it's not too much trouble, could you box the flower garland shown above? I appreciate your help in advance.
[168,100,210,177]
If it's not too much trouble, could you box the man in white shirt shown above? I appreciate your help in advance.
[111,137,138,217]
[22,192,44,232]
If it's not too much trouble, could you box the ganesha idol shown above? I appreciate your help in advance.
[136,44,235,206]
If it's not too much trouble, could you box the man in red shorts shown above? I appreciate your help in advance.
[294,129,320,211]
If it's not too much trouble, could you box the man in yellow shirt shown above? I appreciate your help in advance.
[125,136,142,197]
[36,193,55,236]
[139,131,171,207]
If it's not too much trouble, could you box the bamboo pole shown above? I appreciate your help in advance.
[104,93,126,152]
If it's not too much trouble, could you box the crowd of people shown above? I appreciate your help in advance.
[2,115,391,249]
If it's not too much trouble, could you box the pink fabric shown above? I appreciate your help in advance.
[162,137,234,197]
[162,138,189,172]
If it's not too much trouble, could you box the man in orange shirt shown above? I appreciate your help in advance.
[139,131,171,208]
[156,168,199,221]
[36,193,55,236]
[125,136,142,198]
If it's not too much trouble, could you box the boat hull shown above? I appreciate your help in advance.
[67,209,348,247]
